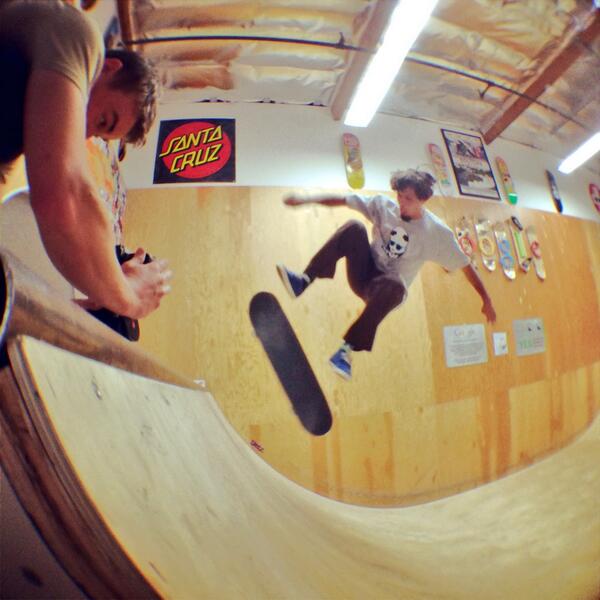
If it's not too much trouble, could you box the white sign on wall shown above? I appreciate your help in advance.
[493,332,509,356]
[513,318,546,356]
[443,324,488,368]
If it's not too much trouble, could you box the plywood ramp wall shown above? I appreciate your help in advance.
[124,187,600,506]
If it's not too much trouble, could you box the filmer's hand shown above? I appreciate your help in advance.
[73,297,102,311]
[121,248,172,319]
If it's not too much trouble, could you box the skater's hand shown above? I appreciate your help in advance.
[121,248,172,319]
[283,195,306,207]
[482,297,496,324]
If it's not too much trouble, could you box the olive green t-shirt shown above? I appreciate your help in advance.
[0,0,104,97]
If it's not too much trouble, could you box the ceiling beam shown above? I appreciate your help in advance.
[115,0,136,46]
[482,10,600,145]
[330,0,398,121]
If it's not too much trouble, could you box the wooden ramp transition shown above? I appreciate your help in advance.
[2,336,600,599]
[0,250,599,599]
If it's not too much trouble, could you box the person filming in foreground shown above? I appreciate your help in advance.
[0,0,171,320]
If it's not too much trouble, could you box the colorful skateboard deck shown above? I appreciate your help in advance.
[342,133,365,190]
[545,170,563,213]
[428,143,453,196]
[249,292,332,436]
[496,157,518,204]
[454,217,477,266]
[493,221,516,280]
[474,217,497,272]
[508,216,531,273]
[589,183,600,214]
[525,226,546,280]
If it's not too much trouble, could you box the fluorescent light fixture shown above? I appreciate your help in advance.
[344,0,439,128]
[558,131,600,174]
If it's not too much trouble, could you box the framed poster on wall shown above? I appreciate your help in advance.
[441,129,501,200]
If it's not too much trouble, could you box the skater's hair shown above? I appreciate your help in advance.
[390,169,436,201]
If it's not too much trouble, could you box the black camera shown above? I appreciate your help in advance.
[86,245,153,341]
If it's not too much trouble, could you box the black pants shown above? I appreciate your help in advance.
[304,220,406,351]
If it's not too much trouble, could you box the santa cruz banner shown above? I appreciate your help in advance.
[153,119,236,184]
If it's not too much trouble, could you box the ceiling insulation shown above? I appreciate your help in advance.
[118,0,600,173]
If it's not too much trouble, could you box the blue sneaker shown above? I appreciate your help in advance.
[276,264,310,298]
[329,345,352,380]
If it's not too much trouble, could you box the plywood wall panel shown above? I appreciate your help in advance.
[124,186,600,506]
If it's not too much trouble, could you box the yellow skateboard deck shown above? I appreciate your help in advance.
[508,216,531,273]
[428,143,453,196]
[474,217,497,272]
[493,221,516,280]
[496,157,518,205]
[525,226,546,280]
[342,133,365,190]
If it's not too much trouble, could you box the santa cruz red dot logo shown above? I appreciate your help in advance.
[158,121,232,180]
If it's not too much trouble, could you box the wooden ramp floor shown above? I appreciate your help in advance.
[1,336,599,599]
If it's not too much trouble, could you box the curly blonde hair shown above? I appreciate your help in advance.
[390,169,436,200]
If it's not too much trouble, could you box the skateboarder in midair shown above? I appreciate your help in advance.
[277,169,497,380]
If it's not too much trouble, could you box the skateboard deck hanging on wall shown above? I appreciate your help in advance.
[508,216,531,273]
[474,217,497,272]
[496,157,518,204]
[493,221,517,280]
[428,143,453,196]
[454,217,477,266]
[589,183,600,214]
[342,133,365,190]
[525,226,546,280]
[545,170,563,213]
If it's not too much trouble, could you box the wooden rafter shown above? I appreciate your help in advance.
[330,0,398,121]
[483,10,600,145]
[115,0,136,46]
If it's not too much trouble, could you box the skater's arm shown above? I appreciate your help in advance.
[283,193,347,207]
[462,264,497,323]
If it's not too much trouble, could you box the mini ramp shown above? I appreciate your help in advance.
[1,250,599,600]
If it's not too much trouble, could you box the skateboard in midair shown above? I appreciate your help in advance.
[342,133,365,190]
[525,226,546,280]
[493,221,516,280]
[473,217,497,272]
[545,170,563,213]
[454,217,477,266]
[428,143,453,196]
[507,216,531,273]
[589,183,600,214]
[496,157,518,204]
[249,292,332,436]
